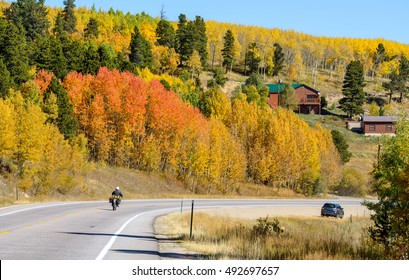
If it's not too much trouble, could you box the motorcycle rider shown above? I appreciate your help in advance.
[111,187,123,206]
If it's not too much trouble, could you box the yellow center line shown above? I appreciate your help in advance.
[24,225,31,229]
[1,231,9,234]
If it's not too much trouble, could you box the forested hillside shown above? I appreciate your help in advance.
[1,0,408,202]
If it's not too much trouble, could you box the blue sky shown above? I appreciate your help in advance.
[44,0,409,44]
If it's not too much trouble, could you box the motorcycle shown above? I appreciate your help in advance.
[109,195,121,211]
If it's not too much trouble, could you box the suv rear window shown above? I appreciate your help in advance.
[323,203,335,208]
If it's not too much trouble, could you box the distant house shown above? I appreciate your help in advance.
[361,115,397,136]
[266,83,321,114]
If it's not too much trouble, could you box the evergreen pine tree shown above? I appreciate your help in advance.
[193,16,208,67]
[371,43,395,79]
[81,41,100,75]
[50,37,68,79]
[384,54,409,103]
[0,58,13,99]
[331,130,352,164]
[46,77,77,140]
[272,43,285,76]
[372,43,387,79]
[245,42,261,74]
[129,26,153,69]
[175,14,193,66]
[116,51,134,72]
[222,30,235,73]
[155,19,175,48]
[53,12,66,37]
[339,60,366,118]
[4,0,50,40]
[62,0,77,34]
[0,21,31,85]
[64,40,85,73]
[397,54,409,102]
[98,43,116,70]
[31,35,52,71]
[84,18,99,39]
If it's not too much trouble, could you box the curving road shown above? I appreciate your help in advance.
[0,198,367,260]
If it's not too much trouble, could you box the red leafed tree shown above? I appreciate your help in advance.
[64,67,148,164]
[34,70,54,95]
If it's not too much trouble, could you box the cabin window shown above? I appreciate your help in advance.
[306,94,316,99]
[386,124,392,131]
[369,125,376,131]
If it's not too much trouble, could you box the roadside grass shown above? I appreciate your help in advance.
[0,164,304,207]
[157,212,384,260]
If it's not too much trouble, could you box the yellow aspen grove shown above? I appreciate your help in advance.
[0,90,86,197]
[207,117,246,194]
[0,99,16,159]
[313,124,342,191]
[206,88,232,123]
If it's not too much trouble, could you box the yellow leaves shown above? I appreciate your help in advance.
[152,45,179,75]
[188,50,202,75]
[139,21,157,46]
[207,118,246,190]
[0,99,16,157]
[0,91,87,196]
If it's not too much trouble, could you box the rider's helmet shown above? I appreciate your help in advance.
[116,187,120,190]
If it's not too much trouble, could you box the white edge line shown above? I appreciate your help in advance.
[95,207,178,260]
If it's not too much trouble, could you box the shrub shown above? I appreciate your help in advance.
[334,168,366,196]
[252,216,283,237]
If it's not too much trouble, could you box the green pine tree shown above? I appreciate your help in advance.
[222,30,235,73]
[116,51,134,72]
[81,41,100,75]
[339,60,366,118]
[155,19,175,48]
[245,42,261,74]
[0,58,13,99]
[46,77,77,140]
[4,0,50,40]
[175,14,194,66]
[331,130,352,164]
[64,40,85,73]
[396,54,409,103]
[32,35,52,70]
[129,26,153,69]
[98,43,117,70]
[62,0,77,34]
[84,18,99,39]
[193,16,208,67]
[52,12,66,37]
[50,37,68,79]
[272,43,285,76]
[0,20,31,85]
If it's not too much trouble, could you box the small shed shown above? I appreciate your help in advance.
[362,116,397,136]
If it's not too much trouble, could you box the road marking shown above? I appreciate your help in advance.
[23,225,31,229]
[95,207,178,260]
[1,231,9,234]
[0,202,92,217]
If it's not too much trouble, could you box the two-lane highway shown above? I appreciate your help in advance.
[0,198,367,260]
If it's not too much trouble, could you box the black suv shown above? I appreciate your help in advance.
[321,203,344,218]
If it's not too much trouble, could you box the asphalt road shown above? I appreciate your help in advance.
[0,198,367,260]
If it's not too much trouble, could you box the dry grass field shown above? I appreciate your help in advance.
[156,211,384,260]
